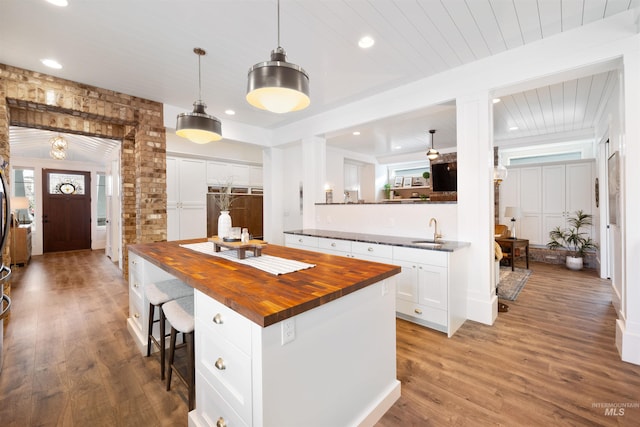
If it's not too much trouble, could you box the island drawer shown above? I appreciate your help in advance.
[196,317,252,422]
[351,241,393,259]
[129,270,143,303]
[129,252,143,276]
[129,294,144,334]
[195,291,252,355]
[196,371,249,427]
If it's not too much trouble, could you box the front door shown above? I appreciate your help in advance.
[42,169,91,252]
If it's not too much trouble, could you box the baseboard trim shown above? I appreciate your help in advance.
[616,319,640,366]
[467,293,498,325]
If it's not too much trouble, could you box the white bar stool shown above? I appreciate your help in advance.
[145,279,193,380]
[164,295,195,410]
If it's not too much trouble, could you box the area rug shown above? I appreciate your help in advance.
[498,267,532,301]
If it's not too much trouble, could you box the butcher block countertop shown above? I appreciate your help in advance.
[128,239,400,327]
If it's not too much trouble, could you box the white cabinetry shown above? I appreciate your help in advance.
[167,157,207,241]
[393,247,455,335]
[249,166,263,187]
[284,232,467,336]
[501,160,594,244]
[231,164,250,186]
[206,161,232,185]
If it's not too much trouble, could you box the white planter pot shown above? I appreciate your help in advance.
[566,256,583,271]
[217,210,232,239]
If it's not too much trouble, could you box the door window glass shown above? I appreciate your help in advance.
[49,173,85,195]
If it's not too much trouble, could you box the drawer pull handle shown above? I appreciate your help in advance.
[414,308,423,315]
[133,282,139,288]
[298,238,303,243]
[368,247,374,252]
[213,313,224,324]
[331,242,336,247]
[134,313,140,319]
[215,358,226,370]
[216,417,227,427]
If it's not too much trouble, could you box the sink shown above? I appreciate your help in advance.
[411,240,443,248]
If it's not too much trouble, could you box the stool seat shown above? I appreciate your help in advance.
[164,295,195,410]
[162,296,194,333]
[145,279,193,380]
[146,279,193,305]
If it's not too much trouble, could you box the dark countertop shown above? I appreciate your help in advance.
[284,229,470,252]
[128,239,400,327]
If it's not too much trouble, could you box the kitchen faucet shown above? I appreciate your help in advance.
[429,217,442,242]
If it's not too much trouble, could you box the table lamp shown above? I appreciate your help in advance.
[504,206,521,239]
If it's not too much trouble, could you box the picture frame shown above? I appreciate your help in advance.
[403,177,413,188]
[394,176,404,187]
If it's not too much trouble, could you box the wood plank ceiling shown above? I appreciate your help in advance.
[2,0,637,161]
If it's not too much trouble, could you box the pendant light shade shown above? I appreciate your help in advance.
[176,48,222,143]
[49,134,68,160]
[426,129,440,160]
[246,0,310,114]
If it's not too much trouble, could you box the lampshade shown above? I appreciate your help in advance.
[246,0,310,114]
[494,164,508,183]
[176,48,223,144]
[50,135,68,151]
[176,101,223,144]
[426,129,440,160]
[504,206,521,219]
[10,196,29,211]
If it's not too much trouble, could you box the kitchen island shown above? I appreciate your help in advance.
[127,239,401,427]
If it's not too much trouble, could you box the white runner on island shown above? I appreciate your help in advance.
[180,242,316,276]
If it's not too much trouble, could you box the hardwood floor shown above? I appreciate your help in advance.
[1,252,639,426]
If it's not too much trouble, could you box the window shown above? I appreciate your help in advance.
[510,152,581,165]
[12,168,34,224]
[49,172,85,195]
[97,173,107,226]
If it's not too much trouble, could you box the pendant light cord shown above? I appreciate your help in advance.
[277,0,281,48]
[197,51,202,102]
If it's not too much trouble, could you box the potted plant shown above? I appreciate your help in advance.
[547,210,598,270]
[383,183,391,199]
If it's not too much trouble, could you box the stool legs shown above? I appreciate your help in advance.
[166,326,195,410]
[147,303,169,380]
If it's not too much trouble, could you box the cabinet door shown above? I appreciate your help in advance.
[179,158,207,205]
[231,164,250,186]
[167,157,178,206]
[179,204,207,240]
[167,204,180,241]
[417,264,448,310]
[566,162,593,215]
[207,161,232,185]
[542,164,566,215]
[519,167,542,214]
[519,213,542,244]
[394,259,418,303]
[249,166,263,187]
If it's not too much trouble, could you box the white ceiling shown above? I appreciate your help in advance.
[1,0,637,163]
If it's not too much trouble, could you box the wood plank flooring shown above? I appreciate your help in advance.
[1,251,639,426]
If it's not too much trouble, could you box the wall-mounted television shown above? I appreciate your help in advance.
[431,161,457,192]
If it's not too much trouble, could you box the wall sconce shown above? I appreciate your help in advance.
[494,164,507,184]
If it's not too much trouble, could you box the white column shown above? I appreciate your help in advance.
[457,91,496,325]
[617,40,640,365]
[262,146,285,245]
[301,136,326,229]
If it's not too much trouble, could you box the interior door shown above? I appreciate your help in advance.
[42,169,91,252]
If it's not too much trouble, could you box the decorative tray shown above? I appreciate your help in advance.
[208,236,268,259]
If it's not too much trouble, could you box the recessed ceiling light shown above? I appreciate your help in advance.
[358,36,375,49]
[393,145,402,150]
[352,131,360,136]
[509,126,519,131]
[492,98,501,104]
[224,109,236,116]
[46,0,69,6]
[41,58,62,69]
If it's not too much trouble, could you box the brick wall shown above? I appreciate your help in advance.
[0,64,167,279]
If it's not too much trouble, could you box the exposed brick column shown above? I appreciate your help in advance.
[0,64,166,280]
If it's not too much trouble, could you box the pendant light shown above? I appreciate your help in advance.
[49,134,68,160]
[176,48,222,144]
[246,0,310,113]
[426,129,440,160]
